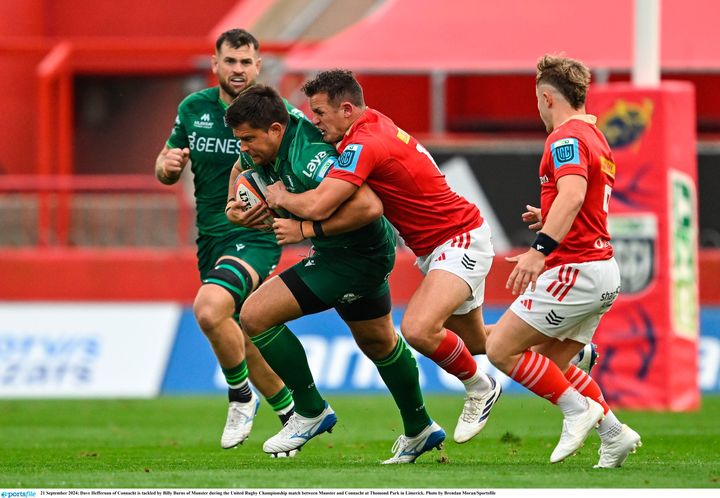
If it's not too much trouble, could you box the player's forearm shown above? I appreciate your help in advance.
[539,188,585,243]
[228,160,243,201]
[277,178,357,221]
[311,185,383,236]
[276,190,324,220]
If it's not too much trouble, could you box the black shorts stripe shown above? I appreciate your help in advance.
[279,266,331,315]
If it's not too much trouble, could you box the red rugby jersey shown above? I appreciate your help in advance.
[328,108,482,256]
[539,116,615,268]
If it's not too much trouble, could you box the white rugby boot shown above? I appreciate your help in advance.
[454,376,503,443]
[382,421,446,464]
[221,390,260,449]
[594,424,642,468]
[550,397,604,463]
[263,402,337,457]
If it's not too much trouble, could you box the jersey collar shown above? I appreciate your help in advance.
[344,107,371,138]
[216,86,231,110]
[559,114,597,127]
[273,118,298,172]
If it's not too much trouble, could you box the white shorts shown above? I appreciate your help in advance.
[416,222,494,315]
[510,257,621,344]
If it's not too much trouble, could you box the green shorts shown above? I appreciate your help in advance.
[279,239,396,320]
[196,228,281,282]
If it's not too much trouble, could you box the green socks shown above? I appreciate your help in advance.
[251,324,326,417]
[374,336,432,437]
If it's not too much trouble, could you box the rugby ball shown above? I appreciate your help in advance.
[233,170,281,226]
[572,342,599,374]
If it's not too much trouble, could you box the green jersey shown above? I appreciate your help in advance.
[252,112,395,252]
[167,87,244,236]
[167,87,307,237]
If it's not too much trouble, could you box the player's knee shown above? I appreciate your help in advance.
[400,315,440,352]
[484,335,511,372]
[192,298,224,335]
[355,333,395,360]
[238,296,264,337]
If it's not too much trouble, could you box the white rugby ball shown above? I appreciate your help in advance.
[233,170,280,226]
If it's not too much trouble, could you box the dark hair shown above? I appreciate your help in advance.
[301,69,364,107]
[215,29,260,52]
[536,54,591,109]
[225,85,288,130]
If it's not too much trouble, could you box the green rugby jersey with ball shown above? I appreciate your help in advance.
[251,111,396,253]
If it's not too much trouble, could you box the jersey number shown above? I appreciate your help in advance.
[603,184,612,213]
[416,143,440,172]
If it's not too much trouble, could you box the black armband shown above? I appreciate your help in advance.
[531,232,559,256]
[312,221,326,239]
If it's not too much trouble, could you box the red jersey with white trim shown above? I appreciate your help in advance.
[328,108,483,256]
[540,116,615,268]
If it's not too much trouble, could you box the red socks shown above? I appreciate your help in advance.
[428,330,477,380]
[509,350,571,403]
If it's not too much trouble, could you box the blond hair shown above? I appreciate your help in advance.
[536,54,591,109]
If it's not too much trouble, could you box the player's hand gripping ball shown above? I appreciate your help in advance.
[234,170,285,227]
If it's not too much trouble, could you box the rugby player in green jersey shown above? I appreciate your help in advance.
[224,85,446,463]
[154,29,294,450]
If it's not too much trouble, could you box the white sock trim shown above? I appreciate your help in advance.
[462,371,492,393]
[557,388,589,417]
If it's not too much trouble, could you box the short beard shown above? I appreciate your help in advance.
[219,80,240,99]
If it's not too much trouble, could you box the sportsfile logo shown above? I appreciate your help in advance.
[1,492,37,497]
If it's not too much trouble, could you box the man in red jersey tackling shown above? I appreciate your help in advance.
[484,54,641,467]
[264,69,501,446]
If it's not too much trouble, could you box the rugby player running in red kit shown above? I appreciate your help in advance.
[484,54,641,467]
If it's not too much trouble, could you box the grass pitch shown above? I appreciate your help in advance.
[1,394,718,488]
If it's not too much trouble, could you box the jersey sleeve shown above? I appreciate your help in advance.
[549,135,589,180]
[166,102,189,150]
[293,143,339,190]
[327,139,381,187]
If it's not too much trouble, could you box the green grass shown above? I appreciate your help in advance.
[1,395,719,488]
